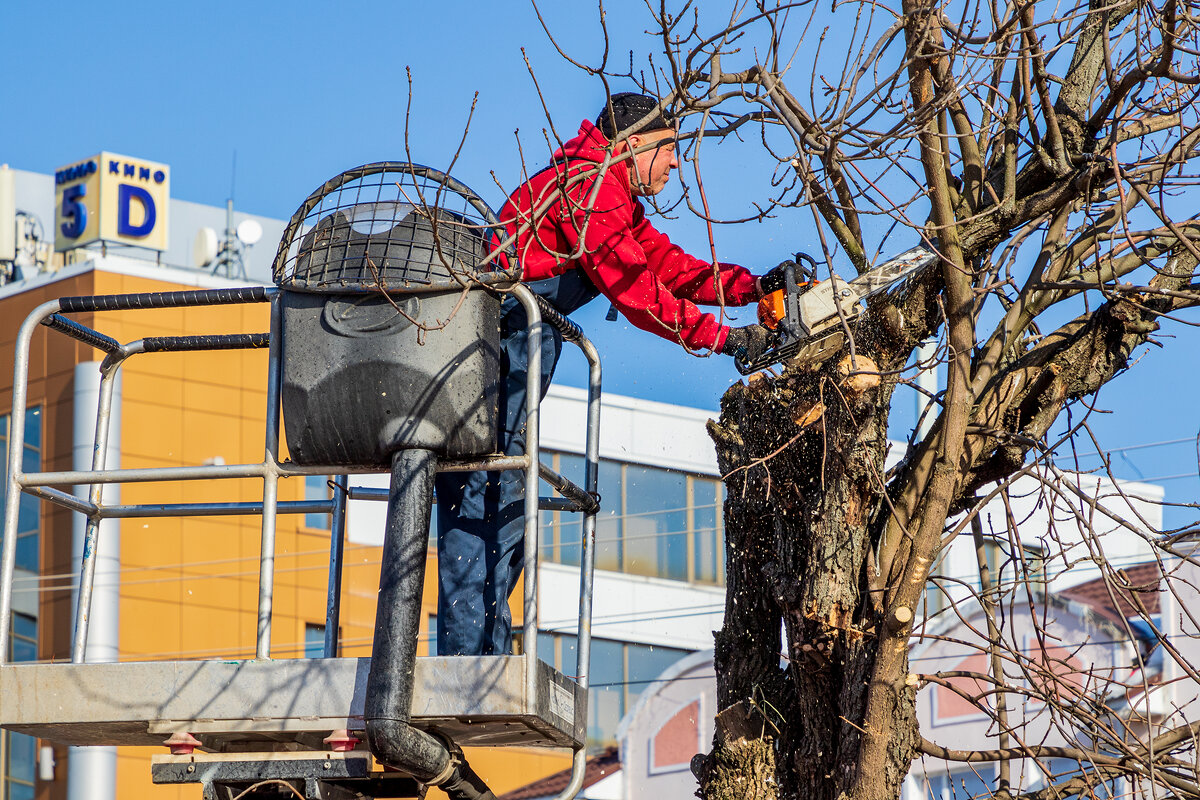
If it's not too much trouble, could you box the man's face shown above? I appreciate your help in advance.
[627,129,679,196]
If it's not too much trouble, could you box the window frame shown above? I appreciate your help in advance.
[539,450,726,585]
[0,406,42,574]
[303,475,333,531]
[3,613,38,800]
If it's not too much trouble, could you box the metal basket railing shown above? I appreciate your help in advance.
[272,162,517,294]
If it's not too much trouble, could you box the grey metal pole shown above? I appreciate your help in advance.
[512,285,542,697]
[25,486,97,516]
[550,337,602,800]
[71,362,121,663]
[256,293,284,659]
[96,499,334,518]
[915,338,937,440]
[20,462,271,487]
[18,455,530,488]
[552,748,589,800]
[324,474,349,658]
[0,299,59,662]
[575,339,602,688]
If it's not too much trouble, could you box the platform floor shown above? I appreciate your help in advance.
[0,656,584,751]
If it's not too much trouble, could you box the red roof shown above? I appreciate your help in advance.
[1059,562,1163,624]
[497,746,621,800]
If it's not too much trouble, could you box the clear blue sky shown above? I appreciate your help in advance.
[2,1,1196,525]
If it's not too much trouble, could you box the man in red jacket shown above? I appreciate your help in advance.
[434,93,779,655]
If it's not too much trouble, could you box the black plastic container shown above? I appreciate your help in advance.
[280,287,500,465]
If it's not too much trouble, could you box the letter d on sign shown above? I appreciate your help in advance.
[117,184,156,237]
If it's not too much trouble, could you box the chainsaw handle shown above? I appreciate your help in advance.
[790,252,819,283]
[737,252,820,374]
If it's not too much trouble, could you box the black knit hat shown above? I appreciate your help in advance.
[595,93,677,138]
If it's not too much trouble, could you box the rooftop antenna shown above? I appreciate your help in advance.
[201,151,261,277]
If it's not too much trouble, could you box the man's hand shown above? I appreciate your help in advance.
[757,256,817,297]
[757,261,792,296]
[720,324,776,362]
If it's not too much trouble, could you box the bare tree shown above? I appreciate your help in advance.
[500,0,1200,797]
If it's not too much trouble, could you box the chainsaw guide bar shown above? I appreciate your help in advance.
[735,244,939,375]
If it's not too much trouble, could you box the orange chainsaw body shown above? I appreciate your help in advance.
[757,283,816,329]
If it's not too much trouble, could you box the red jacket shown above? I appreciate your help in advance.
[499,120,757,352]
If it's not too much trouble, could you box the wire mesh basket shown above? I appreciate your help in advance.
[272,162,516,294]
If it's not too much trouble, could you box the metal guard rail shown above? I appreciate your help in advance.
[0,282,601,800]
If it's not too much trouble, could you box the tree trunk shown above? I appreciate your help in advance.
[702,355,918,800]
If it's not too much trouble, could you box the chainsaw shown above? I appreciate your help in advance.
[734,244,939,375]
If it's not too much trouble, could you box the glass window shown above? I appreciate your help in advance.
[538,631,688,748]
[22,407,41,450]
[555,453,585,567]
[557,452,585,486]
[10,635,35,665]
[304,623,328,658]
[0,408,41,573]
[5,613,37,800]
[539,507,555,557]
[691,477,723,584]
[922,551,950,620]
[304,475,331,530]
[540,455,561,568]
[589,638,625,745]
[1021,544,1047,588]
[12,613,35,649]
[6,731,34,782]
[8,613,35,663]
[924,767,995,799]
[626,642,687,706]
[1027,758,1122,798]
[560,632,578,675]
[536,631,556,666]
[537,450,728,585]
[595,460,623,572]
[624,465,687,580]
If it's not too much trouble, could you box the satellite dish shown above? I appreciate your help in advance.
[193,227,218,267]
[236,219,263,246]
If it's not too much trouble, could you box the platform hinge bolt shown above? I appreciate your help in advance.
[323,729,360,752]
[164,731,202,755]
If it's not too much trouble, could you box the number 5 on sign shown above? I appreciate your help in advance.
[60,185,88,239]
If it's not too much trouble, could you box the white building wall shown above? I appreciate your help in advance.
[539,563,723,651]
[539,385,720,475]
[1159,543,1200,728]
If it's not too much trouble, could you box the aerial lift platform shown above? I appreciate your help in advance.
[0,164,602,799]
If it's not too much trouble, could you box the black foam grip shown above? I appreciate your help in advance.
[41,314,122,355]
[58,286,270,313]
[141,333,271,353]
[537,463,601,515]
[533,295,584,343]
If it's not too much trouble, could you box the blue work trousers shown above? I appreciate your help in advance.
[435,272,599,655]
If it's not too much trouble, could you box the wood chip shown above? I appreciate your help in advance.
[790,400,825,428]
[837,354,881,393]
